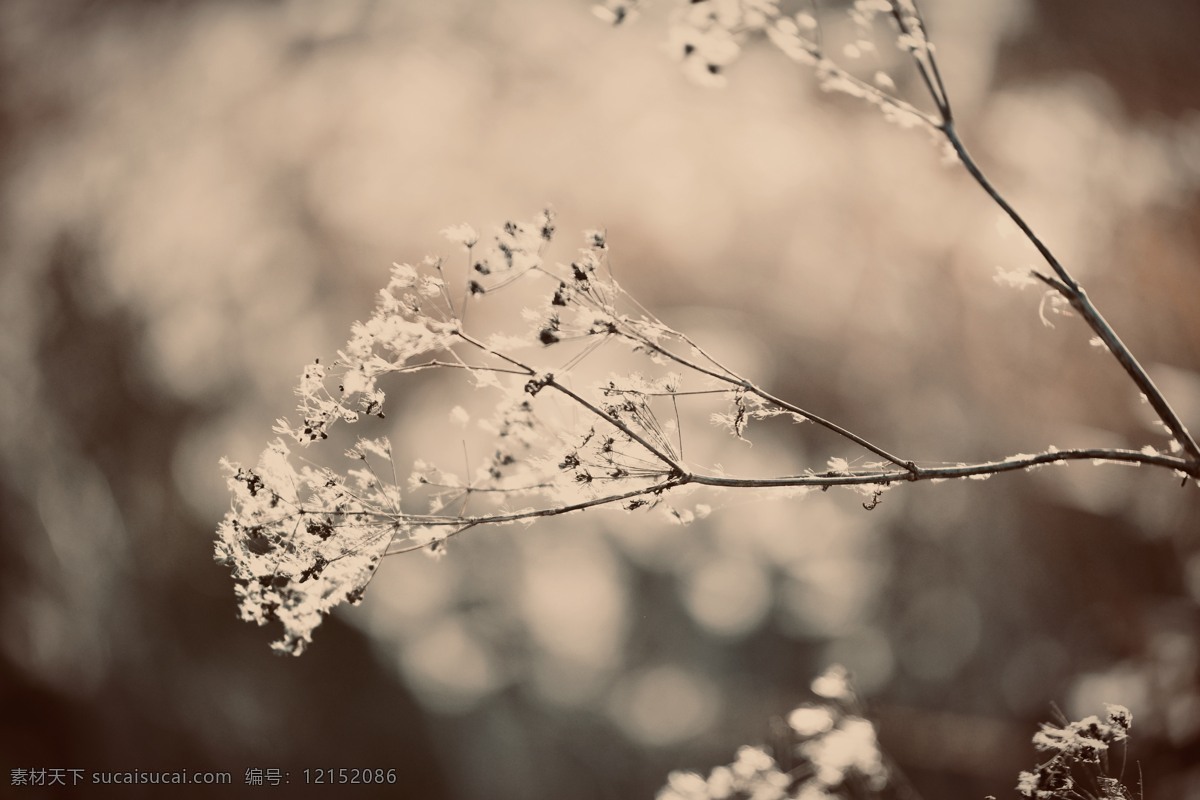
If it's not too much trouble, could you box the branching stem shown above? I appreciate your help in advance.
[927,37,1200,466]
[389,445,1194,538]
[634,336,917,474]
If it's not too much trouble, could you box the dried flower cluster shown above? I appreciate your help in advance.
[656,679,1140,800]
[597,0,942,128]
[214,210,877,653]
[657,665,888,800]
[214,440,398,655]
[217,0,1196,662]
[214,209,807,653]
[1013,706,1136,800]
[592,0,1200,472]
[214,207,1190,655]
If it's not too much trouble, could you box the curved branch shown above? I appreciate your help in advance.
[892,1,1200,467]
[388,446,1195,539]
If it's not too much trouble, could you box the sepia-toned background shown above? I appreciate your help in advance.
[2,0,1199,797]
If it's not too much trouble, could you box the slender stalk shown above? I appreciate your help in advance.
[546,377,684,474]
[389,474,688,541]
[634,336,918,474]
[942,123,1076,292]
[453,328,683,474]
[886,0,1198,466]
[416,449,1189,527]
[692,447,1195,486]
[939,95,1200,467]
[385,444,1195,537]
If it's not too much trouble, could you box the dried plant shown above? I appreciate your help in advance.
[657,665,890,800]
[216,0,1195,661]
[213,5,1193,798]
[1011,704,1137,800]
[654,666,1139,800]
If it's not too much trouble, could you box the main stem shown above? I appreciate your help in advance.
[893,0,1198,470]
[942,122,1200,469]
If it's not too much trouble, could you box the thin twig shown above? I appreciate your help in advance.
[632,334,918,475]
[379,445,1193,538]
[928,48,1200,466]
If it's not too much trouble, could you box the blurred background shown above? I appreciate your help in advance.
[2,0,1199,797]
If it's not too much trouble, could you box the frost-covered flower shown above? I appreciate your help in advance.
[765,16,818,65]
[657,770,709,800]
[1104,704,1132,736]
[215,440,402,655]
[593,0,640,26]
[441,223,479,248]
[799,717,886,790]
[792,781,832,800]
[665,25,740,87]
[787,705,835,737]
[1014,707,1135,798]
[663,0,751,88]
[1016,770,1040,797]
[810,664,853,700]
